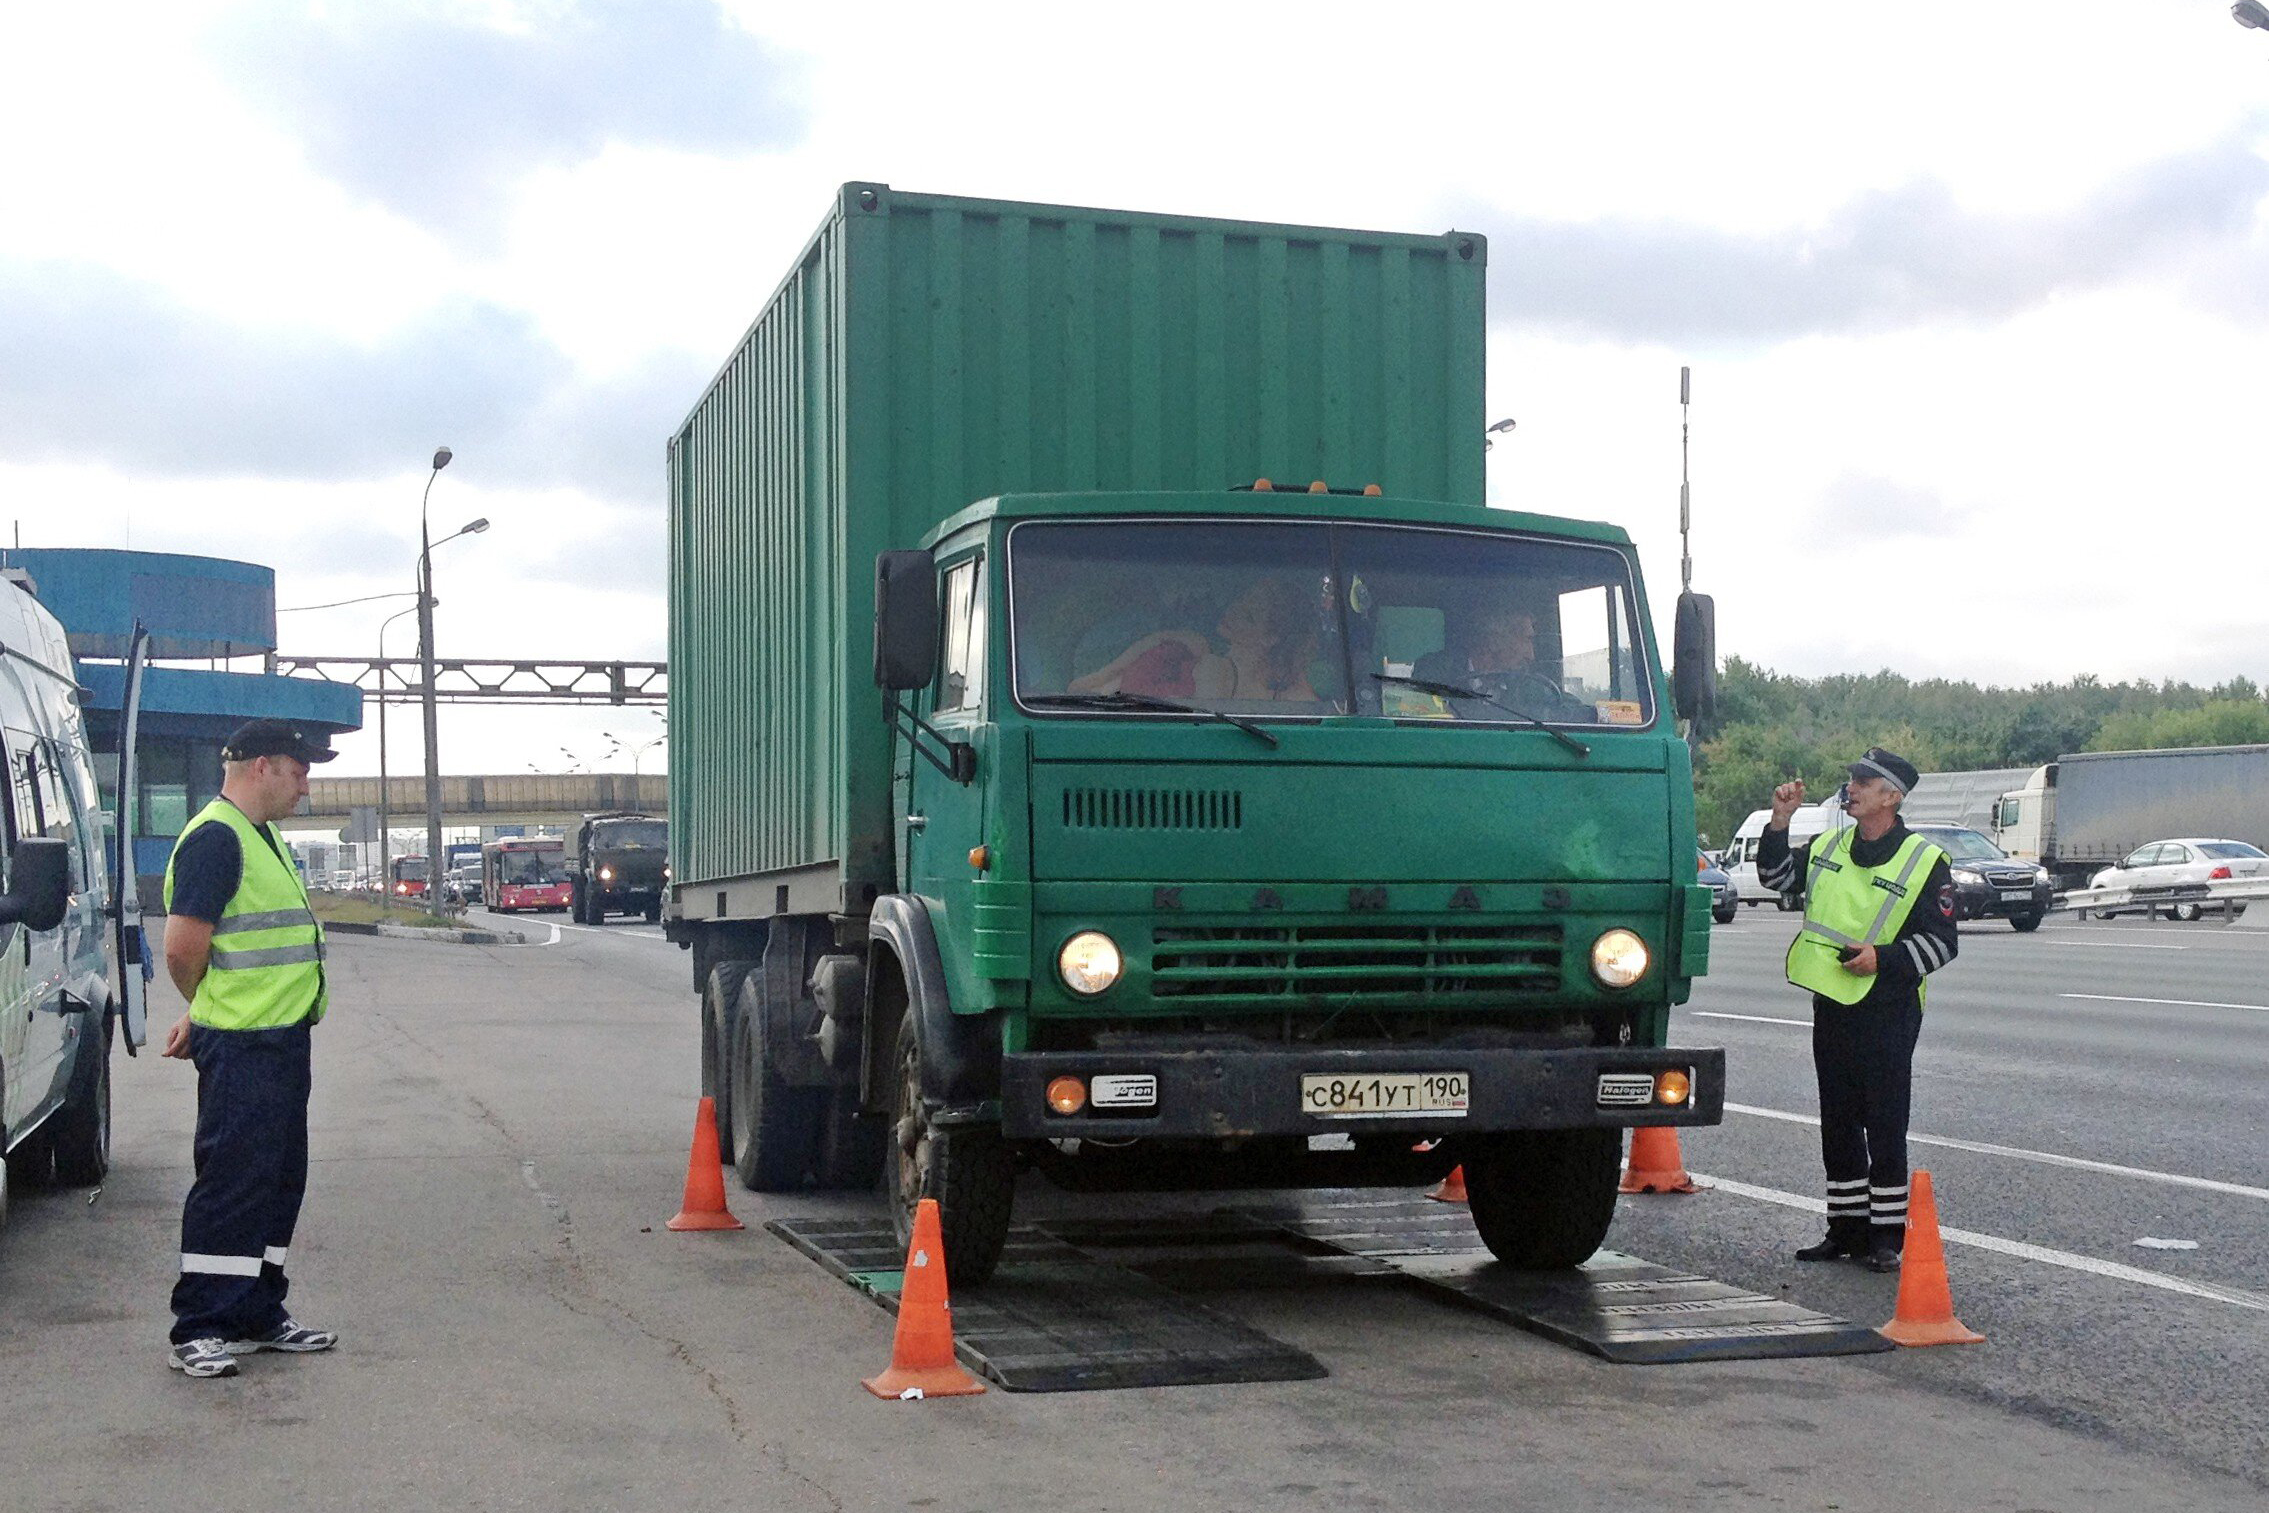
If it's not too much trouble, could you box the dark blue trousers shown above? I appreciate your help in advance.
[171,1021,312,1344]
[1812,993,1924,1251]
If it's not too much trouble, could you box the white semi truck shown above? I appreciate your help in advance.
[1993,745,2269,890]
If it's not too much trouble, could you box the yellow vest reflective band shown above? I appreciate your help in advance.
[164,799,327,1030]
[1784,826,1945,1006]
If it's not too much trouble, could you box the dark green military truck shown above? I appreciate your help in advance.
[570,812,667,924]
[666,184,1722,1282]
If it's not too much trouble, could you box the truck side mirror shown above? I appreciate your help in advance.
[874,550,940,692]
[1672,590,1717,723]
[0,836,71,931]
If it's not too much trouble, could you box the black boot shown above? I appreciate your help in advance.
[1795,1235,1855,1262]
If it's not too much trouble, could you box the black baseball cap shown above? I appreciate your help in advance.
[1846,747,1918,794]
[222,719,338,765]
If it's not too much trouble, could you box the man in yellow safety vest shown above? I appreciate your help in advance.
[159,719,339,1378]
[1756,748,1959,1273]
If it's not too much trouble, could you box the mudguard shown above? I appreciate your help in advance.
[864,893,1000,1112]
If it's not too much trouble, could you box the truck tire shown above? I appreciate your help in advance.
[813,1087,888,1190]
[1462,1128,1621,1270]
[729,979,823,1191]
[702,961,758,1164]
[49,1012,111,1186]
[644,898,662,924]
[2010,910,2045,933]
[889,1013,1015,1285]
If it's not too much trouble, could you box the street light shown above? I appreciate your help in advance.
[604,728,668,807]
[1484,417,1517,451]
[415,446,463,904]
[375,602,420,888]
[2237,2,2269,32]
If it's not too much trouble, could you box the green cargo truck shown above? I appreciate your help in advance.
[666,184,1723,1282]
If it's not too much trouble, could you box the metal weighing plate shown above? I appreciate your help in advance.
[766,1218,1328,1393]
[1251,1195,1896,1365]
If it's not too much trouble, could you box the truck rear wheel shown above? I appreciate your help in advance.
[1463,1128,1621,1270]
[729,979,822,1191]
[49,1013,111,1186]
[644,898,662,923]
[702,962,757,1165]
[889,1014,1014,1285]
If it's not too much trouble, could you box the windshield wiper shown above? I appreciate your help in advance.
[1369,673,1591,757]
[1024,691,1279,748]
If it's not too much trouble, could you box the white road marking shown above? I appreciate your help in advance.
[1724,1101,2269,1202]
[2037,940,2187,950]
[550,920,672,943]
[1693,1011,1812,1028]
[1691,1173,2269,1313]
[2061,992,2269,1015]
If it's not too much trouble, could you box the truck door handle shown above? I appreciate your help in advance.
[904,814,927,832]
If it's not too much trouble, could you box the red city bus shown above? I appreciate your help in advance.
[390,855,430,897]
[483,837,572,913]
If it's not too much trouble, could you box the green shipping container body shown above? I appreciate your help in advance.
[668,183,1487,910]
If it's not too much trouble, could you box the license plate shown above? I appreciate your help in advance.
[1301,1072,1469,1118]
[1999,889,2032,902]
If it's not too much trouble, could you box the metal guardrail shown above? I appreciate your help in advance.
[2050,875,2269,919]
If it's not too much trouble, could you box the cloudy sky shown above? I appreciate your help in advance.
[6,1,2267,777]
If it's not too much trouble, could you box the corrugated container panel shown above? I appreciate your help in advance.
[669,184,1486,900]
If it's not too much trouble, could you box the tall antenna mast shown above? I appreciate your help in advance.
[1679,366,1693,594]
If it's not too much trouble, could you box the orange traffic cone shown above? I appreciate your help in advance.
[1426,1165,1468,1203]
[665,1096,745,1232]
[1618,1126,1704,1194]
[863,1198,986,1399]
[1879,1170,1984,1347]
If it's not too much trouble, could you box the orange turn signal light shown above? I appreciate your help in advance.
[1655,1069,1693,1106]
[969,845,990,871]
[1046,1076,1088,1115]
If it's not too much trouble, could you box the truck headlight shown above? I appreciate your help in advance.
[1589,929,1649,988]
[599,866,614,881]
[1057,931,1122,996]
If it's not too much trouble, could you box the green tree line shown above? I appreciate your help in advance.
[1691,659,2269,845]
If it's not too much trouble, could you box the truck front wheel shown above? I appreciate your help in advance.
[889,1014,1014,1285]
[1463,1128,1621,1270]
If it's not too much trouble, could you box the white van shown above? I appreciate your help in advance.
[1724,799,1849,907]
[1,570,146,1236]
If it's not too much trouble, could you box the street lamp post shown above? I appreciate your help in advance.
[414,449,490,902]
[375,603,420,888]
[603,728,668,808]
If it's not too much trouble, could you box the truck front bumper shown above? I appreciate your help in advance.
[999,1044,1725,1140]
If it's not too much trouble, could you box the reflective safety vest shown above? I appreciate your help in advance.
[1785,825,1945,1006]
[164,799,327,1030]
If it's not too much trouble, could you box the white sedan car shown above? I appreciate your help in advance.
[2087,837,2268,921]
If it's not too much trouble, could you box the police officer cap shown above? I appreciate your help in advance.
[222,719,339,765]
[1846,746,1918,794]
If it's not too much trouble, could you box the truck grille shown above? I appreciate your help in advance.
[1151,923,1563,1007]
[1063,788,1243,831]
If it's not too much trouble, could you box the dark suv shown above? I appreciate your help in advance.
[570,813,668,925]
[1915,825,2052,932]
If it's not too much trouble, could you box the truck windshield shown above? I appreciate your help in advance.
[594,821,666,848]
[1010,519,1652,726]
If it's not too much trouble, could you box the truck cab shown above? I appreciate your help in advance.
[835,490,1723,1277]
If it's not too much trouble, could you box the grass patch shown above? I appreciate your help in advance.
[311,893,458,930]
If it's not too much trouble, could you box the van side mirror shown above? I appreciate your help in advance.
[0,837,71,931]
[1672,590,1717,723]
[874,550,940,692]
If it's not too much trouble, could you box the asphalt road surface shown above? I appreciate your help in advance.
[0,905,2260,1512]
